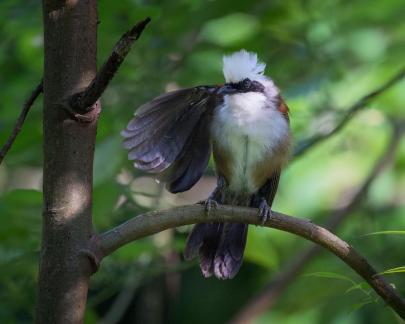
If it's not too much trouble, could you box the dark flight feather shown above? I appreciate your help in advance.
[126,97,208,161]
[165,110,213,193]
[122,86,219,192]
[259,169,281,207]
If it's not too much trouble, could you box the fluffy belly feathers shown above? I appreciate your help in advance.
[211,92,290,193]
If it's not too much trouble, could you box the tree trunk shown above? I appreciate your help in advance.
[37,1,99,323]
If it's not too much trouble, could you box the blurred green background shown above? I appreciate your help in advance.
[0,0,404,323]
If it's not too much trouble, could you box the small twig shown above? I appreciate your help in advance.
[69,17,151,114]
[0,81,43,165]
[98,203,405,320]
[231,123,404,323]
[293,68,405,158]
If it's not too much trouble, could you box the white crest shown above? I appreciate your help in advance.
[222,50,266,83]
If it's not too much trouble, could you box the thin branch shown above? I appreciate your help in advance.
[0,81,43,165]
[293,68,405,158]
[69,17,151,114]
[98,204,405,320]
[231,123,404,323]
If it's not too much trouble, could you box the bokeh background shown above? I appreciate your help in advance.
[0,0,404,323]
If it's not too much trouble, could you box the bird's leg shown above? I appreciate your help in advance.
[204,193,219,212]
[253,172,280,225]
[258,197,273,225]
[198,175,226,213]
[198,191,218,212]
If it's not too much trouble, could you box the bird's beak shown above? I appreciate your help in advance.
[217,84,237,95]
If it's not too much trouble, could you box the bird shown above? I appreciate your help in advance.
[121,50,291,279]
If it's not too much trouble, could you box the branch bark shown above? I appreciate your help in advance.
[293,68,405,158]
[98,204,405,320]
[0,81,43,165]
[37,3,151,322]
[231,123,404,323]
[68,17,151,115]
[1,16,150,164]
[37,1,99,323]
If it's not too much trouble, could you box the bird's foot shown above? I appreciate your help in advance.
[198,197,219,213]
[258,198,273,225]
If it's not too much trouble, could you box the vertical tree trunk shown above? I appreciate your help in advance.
[37,1,98,323]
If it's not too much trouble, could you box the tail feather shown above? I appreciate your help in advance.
[214,223,248,280]
[184,223,223,278]
[185,223,247,279]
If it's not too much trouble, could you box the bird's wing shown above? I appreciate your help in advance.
[258,169,281,207]
[121,86,219,193]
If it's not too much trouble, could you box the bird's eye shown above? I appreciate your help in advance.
[242,78,251,89]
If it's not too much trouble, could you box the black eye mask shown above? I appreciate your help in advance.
[228,78,265,93]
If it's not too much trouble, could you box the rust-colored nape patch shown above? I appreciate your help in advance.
[277,95,290,122]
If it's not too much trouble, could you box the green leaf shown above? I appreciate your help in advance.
[345,281,371,296]
[362,230,405,236]
[349,298,375,313]
[303,271,356,285]
[378,266,405,276]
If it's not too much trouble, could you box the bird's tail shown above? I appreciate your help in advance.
[184,222,248,279]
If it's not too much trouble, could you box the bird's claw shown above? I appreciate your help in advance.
[258,199,272,225]
[198,198,219,213]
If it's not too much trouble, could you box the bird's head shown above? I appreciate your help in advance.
[218,50,278,98]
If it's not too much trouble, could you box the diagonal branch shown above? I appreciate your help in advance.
[0,80,43,165]
[68,17,151,114]
[231,122,404,324]
[98,204,405,320]
[293,68,405,158]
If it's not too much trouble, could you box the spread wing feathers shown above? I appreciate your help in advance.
[161,111,212,193]
[122,87,217,193]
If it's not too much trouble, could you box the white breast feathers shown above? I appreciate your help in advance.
[211,92,289,192]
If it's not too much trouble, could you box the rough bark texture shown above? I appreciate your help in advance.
[69,17,151,114]
[37,1,99,323]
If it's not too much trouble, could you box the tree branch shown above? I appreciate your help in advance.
[0,81,43,165]
[68,17,151,114]
[231,122,404,323]
[38,1,99,322]
[99,204,405,320]
[293,68,405,158]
